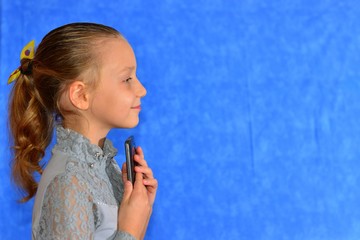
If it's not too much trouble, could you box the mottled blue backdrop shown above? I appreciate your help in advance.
[1,0,360,239]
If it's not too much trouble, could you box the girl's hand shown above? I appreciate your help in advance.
[118,146,158,239]
[133,146,158,206]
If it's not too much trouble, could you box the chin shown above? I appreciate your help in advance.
[116,118,140,129]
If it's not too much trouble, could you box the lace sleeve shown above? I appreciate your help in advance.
[36,173,95,239]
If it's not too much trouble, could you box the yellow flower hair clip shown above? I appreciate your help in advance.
[7,40,35,84]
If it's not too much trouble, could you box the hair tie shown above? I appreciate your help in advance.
[8,40,35,84]
[20,61,33,75]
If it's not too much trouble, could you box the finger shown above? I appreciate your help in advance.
[134,154,148,167]
[121,162,127,175]
[135,146,144,158]
[122,180,133,202]
[133,174,147,192]
[135,146,148,167]
[134,165,145,186]
[135,166,154,179]
[143,178,158,190]
[121,162,127,183]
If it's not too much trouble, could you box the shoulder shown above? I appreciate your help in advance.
[45,168,91,200]
[37,150,90,201]
[42,150,94,200]
[41,151,91,188]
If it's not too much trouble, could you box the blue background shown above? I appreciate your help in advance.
[1,0,360,239]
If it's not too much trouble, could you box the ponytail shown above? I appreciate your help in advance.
[9,59,54,202]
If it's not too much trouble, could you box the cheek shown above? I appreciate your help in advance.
[93,87,134,117]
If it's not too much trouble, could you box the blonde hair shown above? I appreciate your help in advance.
[8,23,121,202]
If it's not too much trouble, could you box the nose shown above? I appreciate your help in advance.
[135,78,147,98]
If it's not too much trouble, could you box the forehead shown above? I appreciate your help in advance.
[97,37,136,72]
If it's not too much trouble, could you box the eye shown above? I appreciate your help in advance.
[124,77,132,83]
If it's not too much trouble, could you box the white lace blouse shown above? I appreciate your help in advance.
[32,125,135,240]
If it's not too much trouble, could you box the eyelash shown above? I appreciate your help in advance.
[124,77,132,83]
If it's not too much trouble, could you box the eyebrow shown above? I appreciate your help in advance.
[118,66,135,73]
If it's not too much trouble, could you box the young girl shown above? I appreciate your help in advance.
[8,22,157,240]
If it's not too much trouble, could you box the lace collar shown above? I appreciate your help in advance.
[54,125,118,164]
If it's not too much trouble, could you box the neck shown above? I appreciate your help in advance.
[63,121,110,148]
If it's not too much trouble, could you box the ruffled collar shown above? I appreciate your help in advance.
[54,125,118,164]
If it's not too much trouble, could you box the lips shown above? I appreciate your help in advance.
[131,105,141,110]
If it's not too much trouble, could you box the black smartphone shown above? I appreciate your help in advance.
[125,136,137,185]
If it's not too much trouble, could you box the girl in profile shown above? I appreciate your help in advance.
[8,22,157,240]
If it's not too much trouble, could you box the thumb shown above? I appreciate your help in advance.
[122,180,133,202]
[121,162,127,184]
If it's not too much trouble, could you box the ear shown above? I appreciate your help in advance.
[68,81,90,110]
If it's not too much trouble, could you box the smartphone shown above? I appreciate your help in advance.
[125,136,137,185]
